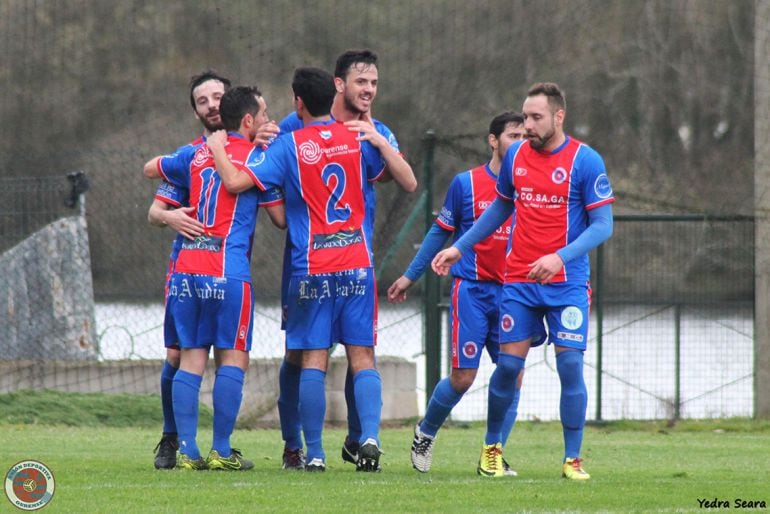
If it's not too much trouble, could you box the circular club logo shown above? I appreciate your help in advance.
[5,460,55,511]
[462,341,478,359]
[594,173,613,199]
[298,140,322,165]
[560,306,584,330]
[501,314,515,332]
[551,167,567,184]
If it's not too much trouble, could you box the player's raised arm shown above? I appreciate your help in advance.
[207,130,256,194]
[253,120,281,148]
[143,156,162,179]
[345,119,417,192]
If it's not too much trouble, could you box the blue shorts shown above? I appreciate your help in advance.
[499,281,591,350]
[166,273,253,351]
[285,268,377,350]
[448,278,502,368]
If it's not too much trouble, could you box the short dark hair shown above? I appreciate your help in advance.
[292,67,335,117]
[219,86,261,132]
[527,82,566,112]
[334,49,378,80]
[188,70,232,110]
[489,111,525,138]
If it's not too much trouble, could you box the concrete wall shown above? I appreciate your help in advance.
[0,216,98,361]
[0,356,418,425]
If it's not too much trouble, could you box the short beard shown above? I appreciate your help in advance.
[343,94,367,116]
[200,112,223,133]
[529,129,553,151]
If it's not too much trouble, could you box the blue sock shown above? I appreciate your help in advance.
[172,370,203,459]
[299,368,327,461]
[212,365,245,457]
[501,387,521,447]
[421,377,463,437]
[485,353,525,445]
[556,350,587,460]
[160,360,178,434]
[353,369,382,445]
[278,360,302,450]
[345,370,362,444]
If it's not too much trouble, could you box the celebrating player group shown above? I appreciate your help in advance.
[142,48,614,480]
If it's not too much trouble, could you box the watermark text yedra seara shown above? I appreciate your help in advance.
[698,497,767,509]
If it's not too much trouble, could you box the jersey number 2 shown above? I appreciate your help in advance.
[322,163,351,225]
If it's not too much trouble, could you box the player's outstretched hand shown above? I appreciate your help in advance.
[164,206,205,240]
[254,121,280,148]
[527,253,564,284]
[387,276,413,303]
[207,130,228,152]
[431,247,461,276]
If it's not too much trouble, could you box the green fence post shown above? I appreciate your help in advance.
[595,244,604,421]
[422,130,441,406]
[674,303,681,420]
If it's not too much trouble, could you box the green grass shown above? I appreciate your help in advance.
[0,390,212,428]
[1,392,769,513]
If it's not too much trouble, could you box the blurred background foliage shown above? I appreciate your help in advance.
[0,0,754,300]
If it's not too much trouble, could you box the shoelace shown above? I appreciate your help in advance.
[413,435,433,455]
[284,449,304,466]
[484,446,502,470]
[154,436,178,454]
[568,458,584,470]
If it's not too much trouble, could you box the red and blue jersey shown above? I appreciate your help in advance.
[497,136,614,284]
[278,111,396,224]
[156,133,283,281]
[246,120,385,275]
[436,164,511,283]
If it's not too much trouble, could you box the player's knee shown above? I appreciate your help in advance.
[496,352,526,382]
[556,349,584,389]
[449,370,476,393]
[166,350,181,368]
[284,349,302,366]
[346,345,375,374]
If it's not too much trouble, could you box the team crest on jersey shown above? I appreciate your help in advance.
[501,314,514,332]
[515,167,527,176]
[560,306,584,330]
[594,173,613,199]
[462,341,478,359]
[320,130,332,140]
[299,140,322,165]
[192,146,212,167]
[551,167,567,184]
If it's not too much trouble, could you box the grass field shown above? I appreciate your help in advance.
[1,392,769,513]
